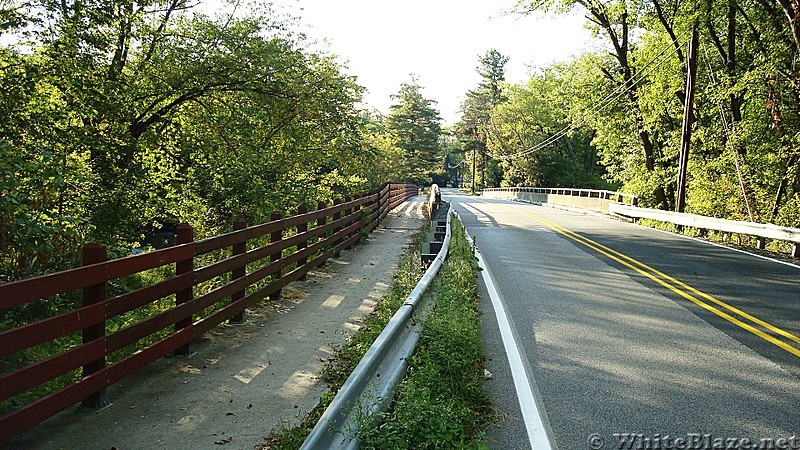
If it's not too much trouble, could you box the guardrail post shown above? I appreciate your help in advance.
[269,211,283,301]
[297,204,309,280]
[756,237,766,250]
[792,243,799,259]
[174,223,195,356]
[230,218,247,324]
[81,243,110,409]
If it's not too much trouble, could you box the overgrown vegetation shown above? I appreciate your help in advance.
[0,1,446,286]
[358,217,493,449]
[263,217,494,449]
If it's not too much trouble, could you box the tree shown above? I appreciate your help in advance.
[457,49,509,191]
[515,0,674,208]
[0,0,377,280]
[384,78,443,184]
[487,64,609,188]
[506,0,799,232]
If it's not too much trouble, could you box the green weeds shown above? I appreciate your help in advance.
[358,218,494,449]
[263,217,495,449]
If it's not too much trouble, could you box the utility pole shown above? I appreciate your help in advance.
[676,25,698,213]
[471,146,477,193]
[481,147,486,188]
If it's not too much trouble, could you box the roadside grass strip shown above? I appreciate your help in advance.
[260,229,428,449]
[506,205,800,358]
[357,217,495,449]
[261,218,495,449]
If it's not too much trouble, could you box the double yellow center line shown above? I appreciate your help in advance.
[501,203,800,358]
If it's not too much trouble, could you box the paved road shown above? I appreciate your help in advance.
[444,189,800,450]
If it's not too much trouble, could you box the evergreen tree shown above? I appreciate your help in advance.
[385,78,443,184]
[457,49,509,190]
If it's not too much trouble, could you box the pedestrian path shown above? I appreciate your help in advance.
[4,197,427,450]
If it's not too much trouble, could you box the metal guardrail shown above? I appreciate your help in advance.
[300,202,453,449]
[483,186,638,206]
[484,186,798,258]
[609,203,800,257]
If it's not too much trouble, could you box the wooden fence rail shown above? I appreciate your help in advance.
[0,182,418,442]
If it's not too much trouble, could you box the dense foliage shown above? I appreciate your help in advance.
[452,1,800,229]
[380,78,445,185]
[0,1,444,283]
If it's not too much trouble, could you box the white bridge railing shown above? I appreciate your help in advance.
[482,186,799,259]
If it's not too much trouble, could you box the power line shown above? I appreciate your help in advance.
[487,28,692,161]
[702,47,755,222]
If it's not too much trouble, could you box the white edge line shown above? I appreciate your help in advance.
[459,220,554,450]
[646,225,800,270]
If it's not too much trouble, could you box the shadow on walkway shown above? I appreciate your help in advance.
[4,197,427,450]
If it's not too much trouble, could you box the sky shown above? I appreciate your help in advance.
[269,0,597,125]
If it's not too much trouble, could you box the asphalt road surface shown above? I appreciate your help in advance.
[444,189,799,450]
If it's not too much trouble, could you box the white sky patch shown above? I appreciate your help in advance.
[5,0,596,126]
[267,0,596,125]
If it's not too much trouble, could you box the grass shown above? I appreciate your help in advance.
[357,217,494,449]
[260,226,428,449]
[262,216,495,449]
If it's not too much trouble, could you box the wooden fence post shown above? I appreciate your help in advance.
[230,218,247,324]
[381,184,390,220]
[174,223,195,356]
[344,196,352,223]
[333,198,343,257]
[350,194,361,250]
[81,243,109,409]
[317,201,327,235]
[269,211,283,301]
[297,204,309,280]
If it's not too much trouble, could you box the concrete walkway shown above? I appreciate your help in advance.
[5,197,427,450]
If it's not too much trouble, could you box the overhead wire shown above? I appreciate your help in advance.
[702,46,755,221]
[487,27,692,161]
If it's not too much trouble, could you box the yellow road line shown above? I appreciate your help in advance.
[483,200,800,358]
[532,213,800,347]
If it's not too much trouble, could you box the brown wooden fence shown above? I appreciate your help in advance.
[0,182,418,442]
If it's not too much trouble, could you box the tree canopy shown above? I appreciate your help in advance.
[469,0,799,233]
[0,1,386,281]
[383,78,444,184]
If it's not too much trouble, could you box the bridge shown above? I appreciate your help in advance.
[2,185,798,449]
